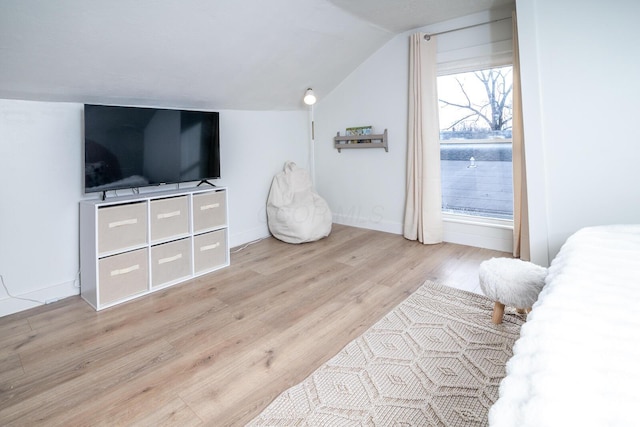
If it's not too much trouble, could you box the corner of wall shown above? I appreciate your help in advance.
[514,0,550,267]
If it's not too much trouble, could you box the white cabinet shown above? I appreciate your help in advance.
[80,187,229,310]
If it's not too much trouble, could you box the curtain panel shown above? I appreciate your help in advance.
[512,11,530,260]
[403,33,443,244]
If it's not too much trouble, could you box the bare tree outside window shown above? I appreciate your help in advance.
[438,65,514,220]
[438,66,513,140]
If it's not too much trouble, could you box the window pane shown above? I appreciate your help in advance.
[440,143,513,219]
[438,66,513,138]
[438,66,514,220]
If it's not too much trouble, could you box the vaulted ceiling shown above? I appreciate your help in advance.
[0,0,513,110]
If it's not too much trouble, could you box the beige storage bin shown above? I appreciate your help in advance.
[98,202,147,255]
[98,248,149,305]
[150,196,189,242]
[193,190,226,232]
[151,238,192,288]
[194,229,228,273]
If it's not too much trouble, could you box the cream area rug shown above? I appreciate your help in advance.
[247,281,524,426]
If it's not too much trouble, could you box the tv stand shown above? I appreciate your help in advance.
[80,187,229,310]
[197,180,216,187]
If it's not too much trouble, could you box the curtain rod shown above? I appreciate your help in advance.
[423,16,511,41]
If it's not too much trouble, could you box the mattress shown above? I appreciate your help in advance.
[489,225,640,426]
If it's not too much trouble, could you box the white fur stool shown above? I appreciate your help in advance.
[479,258,547,324]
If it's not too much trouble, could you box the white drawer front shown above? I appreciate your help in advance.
[150,196,189,242]
[151,238,192,288]
[193,190,226,232]
[98,202,147,255]
[194,229,228,274]
[98,248,149,305]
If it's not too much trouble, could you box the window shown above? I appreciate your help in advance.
[437,65,513,221]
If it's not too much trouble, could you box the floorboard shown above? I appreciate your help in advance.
[0,224,508,426]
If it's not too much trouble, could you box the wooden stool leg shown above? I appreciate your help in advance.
[492,302,505,324]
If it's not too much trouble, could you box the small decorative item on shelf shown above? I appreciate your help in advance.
[346,126,372,144]
[334,129,388,153]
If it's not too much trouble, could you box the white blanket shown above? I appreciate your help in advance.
[490,225,640,426]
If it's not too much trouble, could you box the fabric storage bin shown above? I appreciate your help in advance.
[193,190,226,232]
[98,248,149,304]
[150,238,192,287]
[150,196,189,243]
[97,202,147,255]
[194,229,228,274]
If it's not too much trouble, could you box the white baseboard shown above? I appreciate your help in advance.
[443,219,513,253]
[229,224,271,249]
[0,279,79,318]
[334,214,513,253]
[332,214,403,235]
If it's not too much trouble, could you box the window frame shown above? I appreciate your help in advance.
[437,63,515,225]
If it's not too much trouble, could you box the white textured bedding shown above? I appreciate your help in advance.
[490,225,640,426]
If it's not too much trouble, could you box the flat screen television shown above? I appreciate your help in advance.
[84,104,220,194]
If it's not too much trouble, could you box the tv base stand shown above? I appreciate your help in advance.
[197,180,216,187]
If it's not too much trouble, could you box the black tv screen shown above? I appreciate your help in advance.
[84,104,220,193]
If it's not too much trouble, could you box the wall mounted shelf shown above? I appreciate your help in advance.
[334,129,388,153]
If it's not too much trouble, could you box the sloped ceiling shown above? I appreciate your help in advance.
[0,0,513,111]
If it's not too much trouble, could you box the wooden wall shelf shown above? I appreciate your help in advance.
[334,129,388,153]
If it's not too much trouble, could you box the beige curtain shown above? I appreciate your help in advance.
[403,33,443,244]
[512,11,530,260]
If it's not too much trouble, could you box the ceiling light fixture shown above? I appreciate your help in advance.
[303,88,317,105]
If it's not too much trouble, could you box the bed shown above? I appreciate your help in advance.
[489,224,640,426]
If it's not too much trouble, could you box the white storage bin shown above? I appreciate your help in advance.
[150,196,189,242]
[151,238,192,288]
[193,190,226,232]
[98,248,149,304]
[194,229,228,274]
[97,202,147,255]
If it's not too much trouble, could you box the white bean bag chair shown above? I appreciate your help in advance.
[267,161,332,244]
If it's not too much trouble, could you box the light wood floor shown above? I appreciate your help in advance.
[0,225,508,426]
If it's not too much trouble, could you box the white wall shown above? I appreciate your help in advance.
[0,99,307,316]
[516,0,640,264]
[314,7,515,250]
[0,100,83,315]
[217,110,309,245]
[314,30,408,234]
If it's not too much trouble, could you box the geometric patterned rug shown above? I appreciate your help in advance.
[247,280,524,427]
